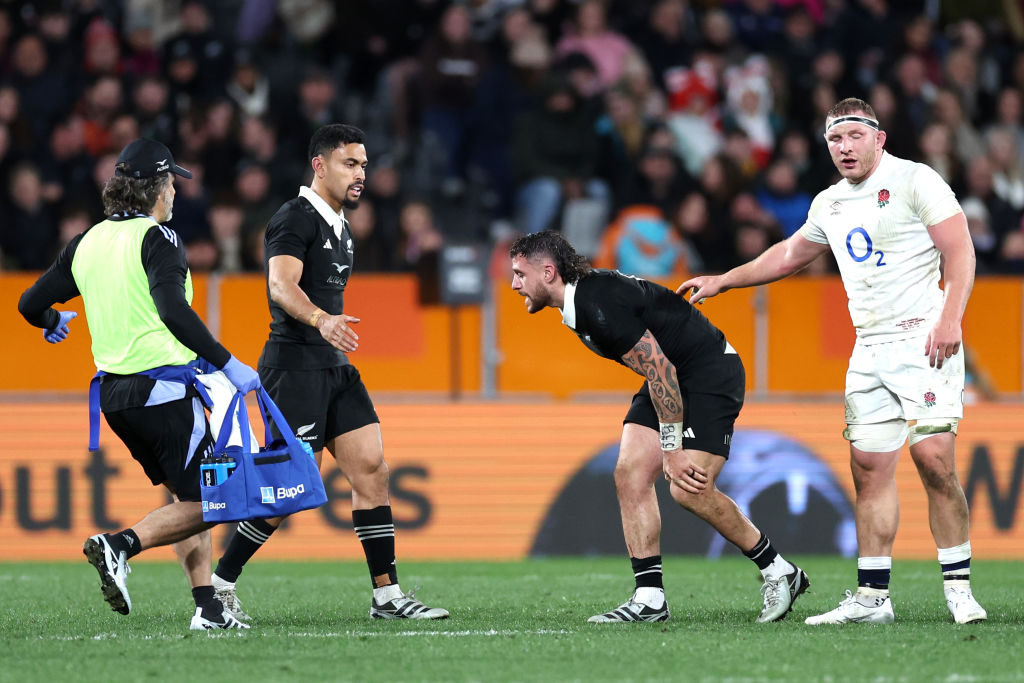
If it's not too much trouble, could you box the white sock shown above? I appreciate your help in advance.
[374,583,403,602]
[633,586,665,609]
[761,555,796,581]
[211,573,234,590]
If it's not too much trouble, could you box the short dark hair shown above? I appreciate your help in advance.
[308,123,365,161]
[826,97,876,123]
[101,172,170,216]
[509,231,591,285]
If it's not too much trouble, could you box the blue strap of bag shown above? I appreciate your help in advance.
[255,386,304,455]
[88,360,216,452]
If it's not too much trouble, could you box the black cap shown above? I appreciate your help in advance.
[115,138,193,179]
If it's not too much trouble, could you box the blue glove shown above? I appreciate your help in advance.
[221,355,261,394]
[44,311,78,344]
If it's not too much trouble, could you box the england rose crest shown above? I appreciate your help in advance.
[924,391,936,407]
[877,189,890,208]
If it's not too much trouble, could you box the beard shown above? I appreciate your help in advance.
[342,197,360,210]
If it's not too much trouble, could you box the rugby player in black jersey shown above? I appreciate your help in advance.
[510,231,809,623]
[209,124,448,621]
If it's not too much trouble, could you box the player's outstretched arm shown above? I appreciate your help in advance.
[677,234,829,304]
[925,212,975,368]
[620,330,708,494]
[268,254,360,353]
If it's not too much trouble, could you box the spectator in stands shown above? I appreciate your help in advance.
[986,87,1024,164]
[0,86,35,159]
[57,204,91,251]
[932,89,986,167]
[962,155,1021,249]
[108,114,140,158]
[164,0,233,94]
[468,8,550,221]
[348,198,392,272]
[727,0,785,54]
[78,75,124,157]
[81,17,121,78]
[776,129,824,195]
[893,53,936,134]
[168,157,216,271]
[985,127,1024,211]
[555,0,638,93]
[868,81,920,162]
[281,67,345,161]
[202,99,242,197]
[723,56,778,170]
[234,160,280,243]
[122,12,161,79]
[8,33,65,146]
[755,159,812,238]
[131,76,176,147]
[513,75,610,234]
[623,146,695,216]
[208,193,245,273]
[664,60,722,176]
[960,197,1001,274]
[635,0,698,94]
[669,191,735,273]
[364,159,404,268]
[918,122,962,191]
[0,162,57,270]
[416,3,488,196]
[398,199,443,302]
[774,6,822,132]
[225,49,270,119]
[40,114,93,206]
[239,114,301,201]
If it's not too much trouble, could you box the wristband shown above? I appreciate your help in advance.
[659,422,684,451]
[308,308,325,328]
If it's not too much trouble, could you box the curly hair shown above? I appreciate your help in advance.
[509,231,591,284]
[101,169,169,216]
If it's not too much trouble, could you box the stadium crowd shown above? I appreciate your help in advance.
[2,0,1024,280]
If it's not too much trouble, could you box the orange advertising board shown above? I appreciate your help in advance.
[2,400,1021,561]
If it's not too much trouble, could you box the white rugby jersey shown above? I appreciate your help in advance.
[798,151,962,344]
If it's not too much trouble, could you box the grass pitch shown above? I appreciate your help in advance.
[2,557,1021,682]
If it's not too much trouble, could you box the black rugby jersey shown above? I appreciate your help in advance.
[259,195,354,369]
[564,270,738,386]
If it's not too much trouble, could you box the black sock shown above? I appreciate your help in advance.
[742,532,778,571]
[857,569,890,590]
[104,529,142,560]
[192,585,222,616]
[353,506,397,589]
[630,555,663,589]
[214,519,277,583]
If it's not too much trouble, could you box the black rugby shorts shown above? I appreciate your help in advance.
[623,354,745,457]
[103,397,210,501]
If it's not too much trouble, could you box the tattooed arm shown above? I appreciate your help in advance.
[621,330,708,493]
[620,330,684,424]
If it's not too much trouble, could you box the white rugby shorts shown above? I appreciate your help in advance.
[844,336,964,424]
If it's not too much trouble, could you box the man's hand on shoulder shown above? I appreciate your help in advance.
[316,313,360,353]
[676,276,725,304]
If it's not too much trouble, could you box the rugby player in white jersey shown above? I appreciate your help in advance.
[679,97,987,625]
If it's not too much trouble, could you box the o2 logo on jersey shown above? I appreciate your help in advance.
[845,227,886,266]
